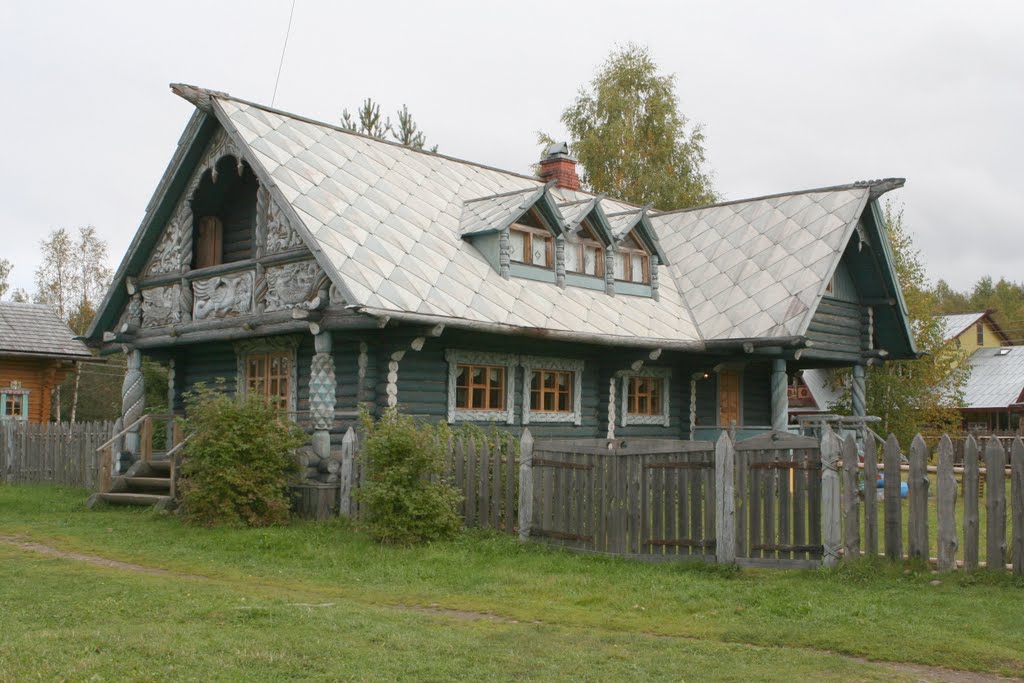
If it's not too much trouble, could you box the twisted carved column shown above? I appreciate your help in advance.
[121,349,145,457]
[309,332,336,461]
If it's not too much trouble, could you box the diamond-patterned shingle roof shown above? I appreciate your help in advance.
[963,346,1024,409]
[0,303,92,358]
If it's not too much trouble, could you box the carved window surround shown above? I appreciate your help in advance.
[234,336,301,414]
[520,356,584,426]
[445,349,517,424]
[617,366,671,427]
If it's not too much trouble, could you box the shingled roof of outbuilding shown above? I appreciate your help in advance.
[0,303,92,359]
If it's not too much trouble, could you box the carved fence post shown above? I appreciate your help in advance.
[936,435,958,572]
[714,431,736,564]
[339,427,357,518]
[518,428,534,543]
[820,425,841,567]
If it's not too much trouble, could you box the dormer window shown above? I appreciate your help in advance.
[615,233,650,284]
[509,209,553,269]
[564,220,605,277]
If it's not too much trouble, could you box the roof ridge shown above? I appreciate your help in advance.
[650,179,904,217]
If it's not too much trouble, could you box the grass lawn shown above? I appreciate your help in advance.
[1,485,1023,682]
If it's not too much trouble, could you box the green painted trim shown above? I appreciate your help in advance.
[868,200,917,354]
[615,281,653,298]
[509,263,556,283]
[564,272,606,292]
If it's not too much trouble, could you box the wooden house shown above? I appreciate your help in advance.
[84,84,917,511]
[0,303,92,422]
[937,311,1021,432]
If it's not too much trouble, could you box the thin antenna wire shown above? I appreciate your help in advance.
[271,0,297,106]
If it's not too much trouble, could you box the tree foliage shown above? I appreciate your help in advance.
[341,98,438,152]
[0,258,10,299]
[34,226,112,335]
[836,202,969,442]
[933,275,1024,344]
[550,44,715,210]
[179,383,305,527]
[355,408,462,545]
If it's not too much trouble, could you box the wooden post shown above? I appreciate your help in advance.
[883,434,903,562]
[908,434,929,561]
[1011,437,1024,576]
[770,359,788,433]
[936,435,958,572]
[339,427,357,518]
[714,431,735,564]
[518,428,534,543]
[820,425,841,567]
[963,435,980,570]
[985,437,1007,570]
[841,434,860,561]
[139,415,153,464]
[863,435,879,557]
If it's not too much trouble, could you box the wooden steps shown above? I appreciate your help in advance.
[87,492,174,510]
[86,457,175,510]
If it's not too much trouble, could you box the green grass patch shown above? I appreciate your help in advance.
[1,484,1023,680]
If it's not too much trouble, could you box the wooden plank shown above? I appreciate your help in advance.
[985,437,1007,571]
[704,448,715,556]
[672,455,684,556]
[715,432,735,564]
[842,435,860,561]
[863,436,879,558]
[792,448,808,561]
[648,459,662,556]
[735,447,747,558]
[339,427,356,517]
[936,435,958,572]
[466,438,477,527]
[505,436,516,534]
[479,438,491,530]
[908,434,930,561]
[735,432,819,451]
[454,437,465,519]
[820,427,842,568]
[749,449,762,558]
[883,434,903,561]
[491,438,502,529]
[1012,437,1024,577]
[963,435,980,570]
[690,447,702,556]
[778,448,792,561]
[764,451,776,561]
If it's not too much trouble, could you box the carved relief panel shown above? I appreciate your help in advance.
[263,260,322,312]
[141,285,182,328]
[192,271,254,320]
[264,194,304,253]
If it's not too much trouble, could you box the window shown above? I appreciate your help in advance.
[245,351,292,411]
[508,209,554,269]
[521,356,584,425]
[455,364,506,411]
[565,222,604,277]
[628,376,662,416]
[618,367,671,427]
[234,337,299,415]
[614,233,650,284]
[0,388,28,421]
[445,350,517,423]
[977,322,985,346]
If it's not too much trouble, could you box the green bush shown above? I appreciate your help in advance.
[179,384,305,527]
[356,408,462,544]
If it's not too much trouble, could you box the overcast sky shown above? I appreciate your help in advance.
[1,0,1021,296]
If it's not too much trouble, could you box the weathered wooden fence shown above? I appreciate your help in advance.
[839,431,1024,574]
[518,437,718,560]
[1,421,115,489]
[336,428,518,532]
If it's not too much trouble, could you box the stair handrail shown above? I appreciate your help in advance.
[95,413,151,454]
[167,434,192,500]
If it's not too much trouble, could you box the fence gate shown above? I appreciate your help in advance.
[733,432,822,568]
[525,438,717,560]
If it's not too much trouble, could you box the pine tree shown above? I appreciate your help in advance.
[340,99,436,151]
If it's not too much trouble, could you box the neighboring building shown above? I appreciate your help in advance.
[84,83,917,511]
[0,303,92,422]
[938,310,1010,354]
[937,311,1020,433]
[787,368,843,420]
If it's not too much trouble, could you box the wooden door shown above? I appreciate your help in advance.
[718,370,741,427]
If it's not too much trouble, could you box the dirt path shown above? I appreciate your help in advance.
[0,534,1017,683]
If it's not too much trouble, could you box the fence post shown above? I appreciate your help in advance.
[985,437,1007,570]
[1012,437,1024,576]
[908,434,930,561]
[339,427,357,518]
[714,431,735,564]
[936,435,958,572]
[963,435,980,570]
[883,434,903,561]
[517,428,534,543]
[863,435,878,557]
[841,434,860,561]
[820,425,841,567]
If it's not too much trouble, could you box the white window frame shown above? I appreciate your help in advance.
[234,335,300,414]
[618,367,671,427]
[521,356,584,426]
[445,349,517,424]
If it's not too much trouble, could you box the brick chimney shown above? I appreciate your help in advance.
[538,142,580,191]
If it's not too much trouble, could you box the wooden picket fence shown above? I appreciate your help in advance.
[337,427,518,532]
[837,432,1024,573]
[1,421,115,489]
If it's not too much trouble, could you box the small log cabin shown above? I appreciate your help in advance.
[0,303,92,423]
[84,83,917,512]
